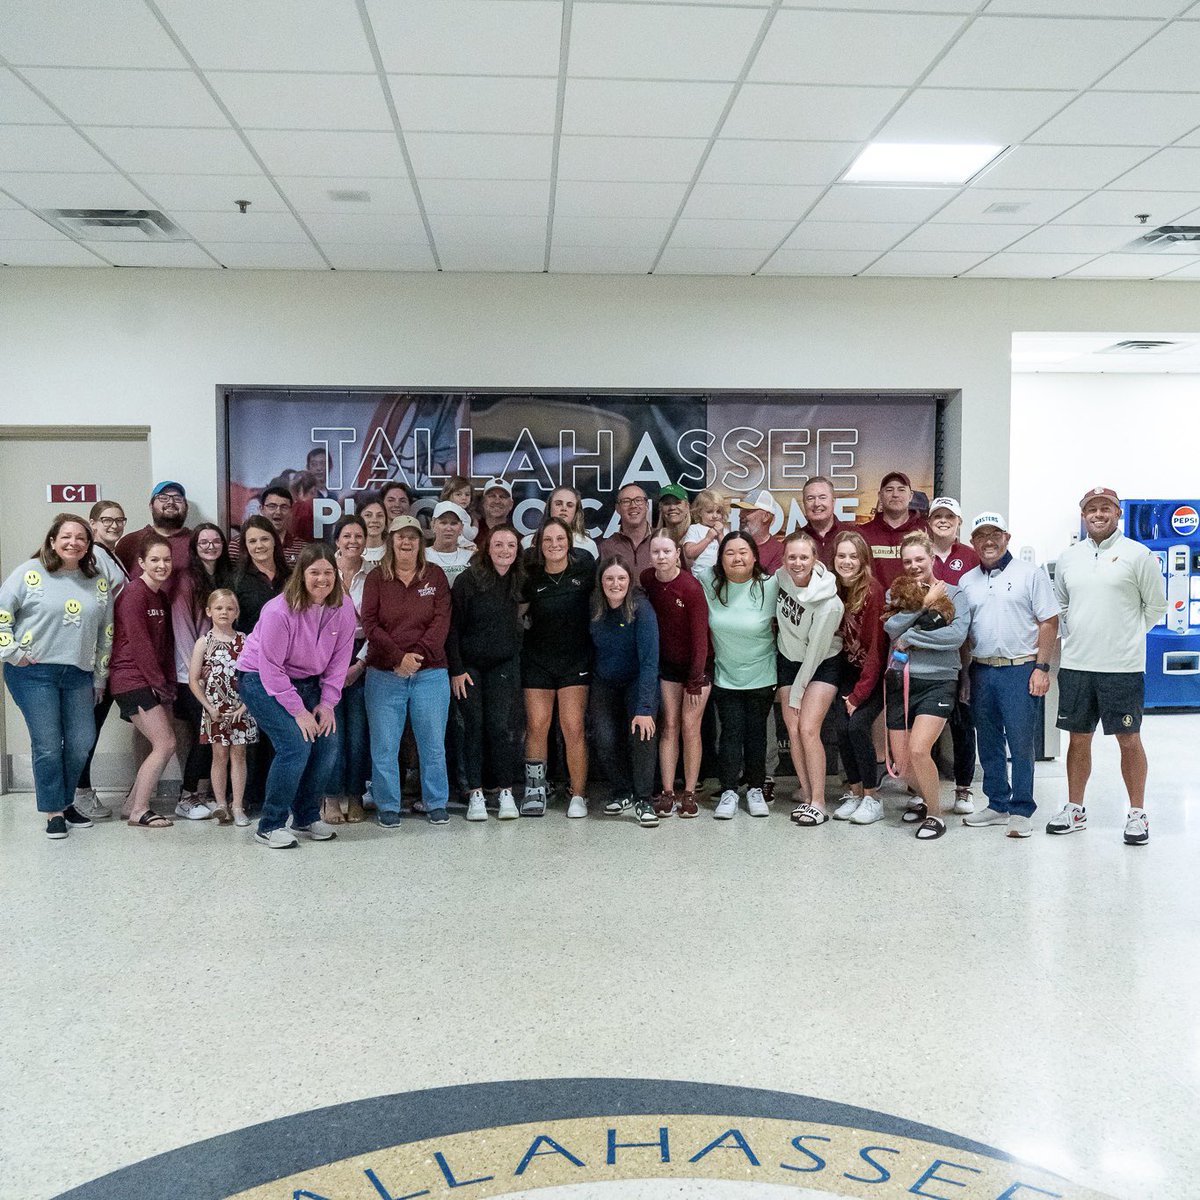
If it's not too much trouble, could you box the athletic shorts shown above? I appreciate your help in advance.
[114,687,163,722]
[1056,668,1144,735]
[522,657,591,691]
[885,672,956,730]
[776,650,847,690]
[660,658,712,688]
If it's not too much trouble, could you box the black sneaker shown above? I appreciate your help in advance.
[634,801,660,827]
[62,804,93,829]
[46,815,68,840]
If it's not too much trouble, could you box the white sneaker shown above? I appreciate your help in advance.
[746,787,768,817]
[963,806,1009,827]
[832,792,862,820]
[466,790,488,822]
[175,795,212,820]
[567,794,588,819]
[254,827,298,848]
[953,787,975,815]
[1123,808,1149,846]
[1045,802,1087,835]
[848,795,884,825]
[714,790,738,820]
[1006,814,1033,838]
[294,819,337,841]
[497,789,519,820]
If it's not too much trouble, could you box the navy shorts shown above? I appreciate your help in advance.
[1056,668,1144,735]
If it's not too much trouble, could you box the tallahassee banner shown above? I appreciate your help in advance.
[224,390,938,540]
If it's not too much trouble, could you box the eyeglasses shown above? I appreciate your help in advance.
[155,494,184,503]
[97,516,126,527]
[196,540,223,550]
[616,498,647,508]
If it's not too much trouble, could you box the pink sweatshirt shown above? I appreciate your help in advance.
[236,593,356,715]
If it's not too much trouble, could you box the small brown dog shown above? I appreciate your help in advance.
[885,574,956,627]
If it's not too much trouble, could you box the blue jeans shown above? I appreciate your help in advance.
[365,666,450,814]
[236,672,339,834]
[970,662,1038,818]
[331,671,370,796]
[4,663,95,814]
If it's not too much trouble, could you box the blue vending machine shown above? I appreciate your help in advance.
[1123,499,1200,709]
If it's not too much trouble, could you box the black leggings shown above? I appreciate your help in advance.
[457,658,521,789]
[77,691,114,791]
[714,685,774,791]
[947,698,976,788]
[173,689,211,793]
[830,673,884,791]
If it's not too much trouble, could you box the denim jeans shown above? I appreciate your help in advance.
[713,685,774,792]
[589,675,658,803]
[4,662,95,813]
[970,661,1039,818]
[236,671,339,834]
[331,671,370,796]
[365,666,450,814]
[457,657,520,789]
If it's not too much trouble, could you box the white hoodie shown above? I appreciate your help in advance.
[774,562,844,707]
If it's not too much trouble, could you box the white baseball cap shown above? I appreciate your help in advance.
[482,477,512,496]
[432,500,469,524]
[929,496,962,519]
[970,511,1008,535]
[732,489,776,515]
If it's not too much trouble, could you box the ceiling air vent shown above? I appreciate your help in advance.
[1099,340,1186,354]
[984,201,1027,214]
[328,189,370,203]
[38,208,186,242]
[1127,225,1200,252]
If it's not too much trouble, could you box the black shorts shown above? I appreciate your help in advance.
[1056,668,1144,735]
[660,658,712,688]
[776,650,847,690]
[522,657,591,691]
[885,672,956,730]
[114,687,162,722]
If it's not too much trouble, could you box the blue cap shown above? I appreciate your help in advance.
[151,480,185,498]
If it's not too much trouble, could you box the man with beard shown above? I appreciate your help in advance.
[115,481,192,595]
[731,489,784,573]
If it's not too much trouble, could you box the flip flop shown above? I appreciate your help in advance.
[902,801,928,824]
[915,816,946,840]
[128,810,173,828]
[793,803,828,827]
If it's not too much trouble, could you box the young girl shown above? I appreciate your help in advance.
[188,588,258,826]
[682,488,730,575]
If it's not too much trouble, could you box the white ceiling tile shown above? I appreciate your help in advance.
[751,10,964,86]
[549,246,656,275]
[897,222,1036,252]
[202,241,328,269]
[700,140,857,187]
[758,248,878,275]
[1098,21,1200,90]
[84,126,260,174]
[437,242,546,273]
[300,212,429,243]
[153,0,375,71]
[0,1,186,68]
[601,0,767,5]
[366,0,562,76]
[783,221,916,252]
[406,134,554,180]
[1180,128,1200,147]
[863,250,987,275]
[247,130,407,176]
[569,4,763,81]
[88,240,219,268]
[554,180,688,219]
[0,68,63,122]
[21,68,227,128]
[973,144,1151,191]
[0,240,109,266]
[562,80,731,138]
[930,188,1092,223]
[1065,253,1176,279]
[0,171,153,209]
[0,126,113,172]
[275,176,418,214]
[1155,260,1200,280]
[963,252,1101,277]
[683,183,821,221]
[1107,148,1200,192]
[655,247,763,274]
[322,243,436,271]
[723,84,905,141]
[420,179,549,217]
[987,0,1182,14]
[390,75,559,135]
[877,88,1073,144]
[557,137,707,183]
[806,185,956,223]
[210,72,390,132]
[669,218,795,249]
[1029,92,1200,148]
[1006,224,1148,254]
[923,17,1160,89]
[779,0,975,9]
[135,173,287,212]
[552,216,673,248]
[1050,191,1200,225]
[427,215,549,245]
[0,194,18,209]
[0,210,62,238]
[171,210,308,242]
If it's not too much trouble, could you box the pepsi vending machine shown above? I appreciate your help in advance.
[1123,499,1200,708]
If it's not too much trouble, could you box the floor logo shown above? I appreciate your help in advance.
[54,1079,1115,1200]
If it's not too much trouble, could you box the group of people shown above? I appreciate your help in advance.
[1,468,1165,848]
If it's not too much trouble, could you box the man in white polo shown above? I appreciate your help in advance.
[958,512,1059,838]
[1049,486,1166,845]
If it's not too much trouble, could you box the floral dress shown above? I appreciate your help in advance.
[199,631,258,746]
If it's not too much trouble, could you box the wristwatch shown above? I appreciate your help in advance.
[1034,662,1050,672]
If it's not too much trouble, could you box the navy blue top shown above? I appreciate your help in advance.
[589,594,660,715]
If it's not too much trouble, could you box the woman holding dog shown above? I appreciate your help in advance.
[882,531,970,841]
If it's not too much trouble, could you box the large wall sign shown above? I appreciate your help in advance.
[224,390,939,540]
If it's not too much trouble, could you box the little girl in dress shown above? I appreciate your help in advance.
[187,588,257,826]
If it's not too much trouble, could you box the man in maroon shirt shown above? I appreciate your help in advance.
[732,489,784,574]
[599,483,654,575]
[802,475,845,567]
[114,481,192,595]
[859,471,927,588]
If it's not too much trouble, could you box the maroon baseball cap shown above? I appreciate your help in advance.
[880,471,911,490]
[1079,486,1120,510]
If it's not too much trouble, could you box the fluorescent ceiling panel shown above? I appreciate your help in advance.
[844,143,1005,185]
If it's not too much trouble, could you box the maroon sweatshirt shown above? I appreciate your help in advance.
[839,576,886,709]
[859,511,928,589]
[932,541,980,585]
[113,526,191,599]
[361,564,451,672]
[806,518,847,568]
[640,567,713,694]
[109,576,176,700]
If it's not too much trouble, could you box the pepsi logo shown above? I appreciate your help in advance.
[1170,505,1199,535]
[1175,600,1186,611]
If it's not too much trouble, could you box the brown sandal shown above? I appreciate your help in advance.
[128,810,172,828]
[321,797,345,825]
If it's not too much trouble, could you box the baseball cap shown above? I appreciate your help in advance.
[732,489,776,514]
[929,496,962,519]
[879,471,911,490]
[387,515,423,534]
[970,512,1008,535]
[432,500,469,524]
[482,477,513,496]
[151,480,185,498]
[659,484,688,503]
[1079,486,1120,510]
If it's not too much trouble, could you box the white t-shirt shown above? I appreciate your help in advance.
[426,546,475,584]
[363,544,384,563]
[682,523,719,575]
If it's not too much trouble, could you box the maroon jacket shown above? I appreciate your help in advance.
[859,511,928,589]
[806,518,846,568]
[361,564,451,672]
[839,576,886,709]
[640,567,712,694]
[109,576,176,701]
[932,541,980,585]
[755,535,784,574]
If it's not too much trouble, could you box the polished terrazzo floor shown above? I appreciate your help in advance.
[2,713,1197,1200]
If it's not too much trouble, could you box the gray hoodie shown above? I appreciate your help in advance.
[883,582,969,680]
[775,562,844,706]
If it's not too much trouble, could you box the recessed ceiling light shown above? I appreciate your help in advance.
[843,143,1006,185]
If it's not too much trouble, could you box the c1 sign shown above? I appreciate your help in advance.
[47,483,99,504]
